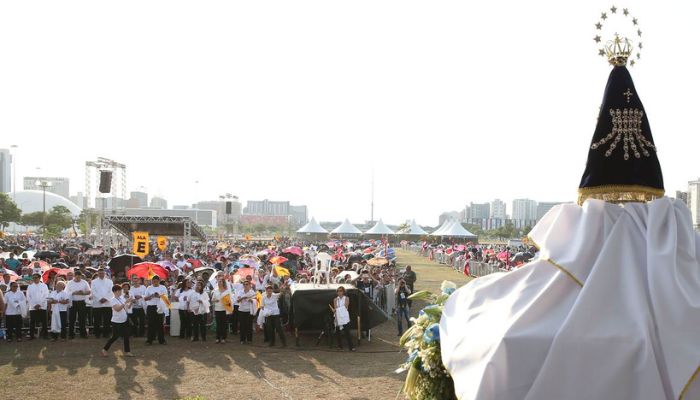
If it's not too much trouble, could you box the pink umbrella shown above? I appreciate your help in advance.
[239,259,259,269]
[157,261,179,271]
[234,267,255,279]
[497,251,509,261]
[455,245,466,252]
[282,246,303,257]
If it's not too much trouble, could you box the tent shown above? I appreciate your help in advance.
[401,219,428,236]
[364,219,395,235]
[430,219,455,236]
[434,219,477,239]
[296,217,328,234]
[331,219,362,235]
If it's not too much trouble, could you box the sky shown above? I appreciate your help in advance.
[1,1,698,227]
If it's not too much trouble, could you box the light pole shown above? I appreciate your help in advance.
[35,179,52,235]
[10,145,17,202]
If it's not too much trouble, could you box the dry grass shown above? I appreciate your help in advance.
[0,249,470,400]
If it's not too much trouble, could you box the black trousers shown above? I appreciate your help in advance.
[51,311,68,339]
[103,321,130,353]
[229,305,239,334]
[69,300,87,338]
[238,310,252,343]
[179,310,192,338]
[214,311,228,340]
[265,315,286,346]
[131,308,145,337]
[191,314,206,341]
[146,306,165,344]
[336,323,354,349]
[93,307,112,338]
[29,308,48,339]
[6,315,22,340]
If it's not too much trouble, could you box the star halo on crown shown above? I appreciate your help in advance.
[593,5,643,67]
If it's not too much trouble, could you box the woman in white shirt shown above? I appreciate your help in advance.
[236,281,257,345]
[333,286,355,352]
[188,281,208,342]
[101,285,134,357]
[174,280,193,339]
[4,281,26,342]
[47,280,71,341]
[211,279,232,344]
[262,285,286,347]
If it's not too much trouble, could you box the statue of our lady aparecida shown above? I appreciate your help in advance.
[439,12,700,400]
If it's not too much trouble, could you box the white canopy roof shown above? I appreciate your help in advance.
[365,219,395,235]
[430,219,455,236]
[437,219,477,238]
[403,219,428,235]
[331,219,363,234]
[296,217,328,234]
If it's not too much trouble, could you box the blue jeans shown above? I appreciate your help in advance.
[397,306,411,334]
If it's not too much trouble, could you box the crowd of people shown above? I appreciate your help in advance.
[0,235,417,356]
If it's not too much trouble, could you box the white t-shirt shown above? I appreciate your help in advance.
[110,296,128,323]
[212,288,232,312]
[27,282,49,310]
[236,288,257,313]
[4,290,26,316]
[261,293,281,316]
[144,285,167,307]
[188,291,205,314]
[66,279,91,301]
[49,290,70,312]
[91,277,114,308]
[130,285,146,309]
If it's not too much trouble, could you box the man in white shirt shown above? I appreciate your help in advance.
[129,276,146,337]
[27,273,50,340]
[91,268,114,338]
[144,275,168,345]
[66,271,91,339]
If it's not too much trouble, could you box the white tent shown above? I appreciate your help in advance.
[402,219,428,235]
[438,220,477,238]
[296,217,328,234]
[365,219,395,235]
[430,219,455,236]
[331,219,363,235]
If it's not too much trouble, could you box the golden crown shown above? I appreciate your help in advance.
[605,34,633,66]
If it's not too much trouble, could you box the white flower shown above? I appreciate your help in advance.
[440,280,457,292]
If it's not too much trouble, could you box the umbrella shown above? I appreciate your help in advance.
[52,262,71,269]
[282,246,303,257]
[239,254,261,263]
[234,267,255,279]
[127,262,168,280]
[63,246,81,255]
[108,254,144,275]
[35,250,60,260]
[239,259,259,269]
[497,251,509,261]
[335,270,358,282]
[363,248,374,254]
[273,265,290,277]
[85,248,104,256]
[3,270,20,283]
[79,242,93,249]
[215,243,229,250]
[269,256,288,265]
[256,249,270,257]
[42,267,72,283]
[189,266,215,280]
[367,256,389,267]
[30,260,52,270]
[187,258,203,268]
[157,260,179,271]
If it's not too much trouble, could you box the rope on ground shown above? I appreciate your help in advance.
[257,370,293,400]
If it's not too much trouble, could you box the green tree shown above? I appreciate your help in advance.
[78,209,99,234]
[0,193,22,230]
[21,211,45,226]
[520,225,533,237]
[46,205,73,229]
[463,223,484,236]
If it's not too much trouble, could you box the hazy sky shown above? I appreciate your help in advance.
[1,1,698,226]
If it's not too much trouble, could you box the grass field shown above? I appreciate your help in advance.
[0,249,471,400]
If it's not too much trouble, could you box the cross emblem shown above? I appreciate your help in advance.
[623,88,634,103]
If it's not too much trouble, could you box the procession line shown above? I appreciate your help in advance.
[545,258,583,288]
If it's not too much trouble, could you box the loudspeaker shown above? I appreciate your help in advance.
[99,171,113,194]
[226,201,232,215]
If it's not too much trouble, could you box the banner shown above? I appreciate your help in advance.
[133,231,150,258]
[157,236,168,251]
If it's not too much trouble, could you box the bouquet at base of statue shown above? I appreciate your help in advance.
[396,281,457,400]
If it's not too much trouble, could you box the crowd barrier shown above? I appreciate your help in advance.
[407,245,502,279]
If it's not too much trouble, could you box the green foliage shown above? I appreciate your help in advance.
[78,209,99,234]
[21,211,45,226]
[46,205,73,229]
[0,193,22,229]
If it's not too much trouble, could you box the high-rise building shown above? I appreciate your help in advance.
[70,192,86,208]
[512,199,538,221]
[196,199,242,226]
[244,199,290,216]
[128,191,148,208]
[688,179,700,230]
[469,202,490,219]
[150,196,168,209]
[24,177,70,198]
[290,205,308,226]
[0,149,10,193]
[438,211,460,226]
[675,190,689,206]
[490,199,507,219]
[537,201,565,220]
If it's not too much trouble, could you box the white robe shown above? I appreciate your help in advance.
[440,198,700,400]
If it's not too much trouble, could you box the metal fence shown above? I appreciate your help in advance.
[405,244,502,279]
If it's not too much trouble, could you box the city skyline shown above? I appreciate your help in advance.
[1,1,699,226]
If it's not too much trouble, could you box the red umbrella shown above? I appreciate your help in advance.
[282,246,303,257]
[234,267,255,279]
[126,262,168,280]
[269,256,288,265]
[363,248,374,254]
[42,267,72,283]
[187,258,203,268]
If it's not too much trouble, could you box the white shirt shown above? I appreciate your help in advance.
[231,282,243,306]
[130,285,146,309]
[212,288,232,312]
[91,277,114,308]
[110,296,128,323]
[27,281,49,310]
[144,285,167,307]
[49,290,70,312]
[236,288,256,313]
[66,279,91,301]
[4,290,26,315]
[261,293,281,316]
[188,291,205,314]
[179,288,194,311]
[121,294,133,314]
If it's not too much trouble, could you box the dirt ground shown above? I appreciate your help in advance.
[0,249,470,400]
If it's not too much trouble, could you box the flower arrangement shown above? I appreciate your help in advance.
[397,281,457,400]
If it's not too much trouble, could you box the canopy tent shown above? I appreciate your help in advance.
[430,219,456,236]
[401,219,428,236]
[331,219,362,235]
[433,219,477,238]
[364,219,395,235]
[296,217,328,234]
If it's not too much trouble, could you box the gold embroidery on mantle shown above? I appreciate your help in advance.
[577,184,664,205]
[590,108,656,160]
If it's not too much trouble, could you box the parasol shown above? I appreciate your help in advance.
[281,246,303,257]
[273,265,290,277]
[42,267,72,283]
[269,256,288,265]
[234,267,256,279]
[127,262,168,280]
[367,256,389,267]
